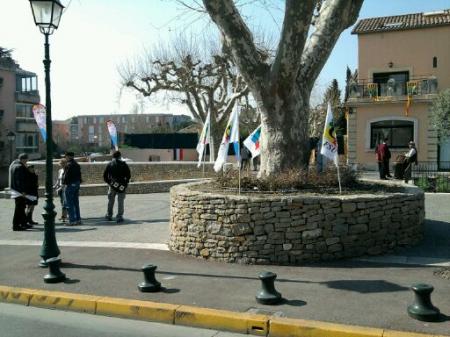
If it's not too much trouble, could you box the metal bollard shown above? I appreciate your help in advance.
[407,283,440,322]
[256,271,282,305]
[138,264,161,292]
[43,257,66,283]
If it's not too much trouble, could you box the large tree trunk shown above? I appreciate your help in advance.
[259,88,311,176]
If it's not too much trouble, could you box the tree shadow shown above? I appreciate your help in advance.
[72,217,170,226]
[32,227,97,233]
[320,279,409,293]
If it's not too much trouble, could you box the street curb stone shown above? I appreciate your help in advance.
[0,285,447,337]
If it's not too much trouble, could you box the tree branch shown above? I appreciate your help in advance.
[202,0,269,92]
[298,0,364,89]
[270,0,315,88]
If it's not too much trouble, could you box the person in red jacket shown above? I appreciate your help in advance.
[375,137,391,180]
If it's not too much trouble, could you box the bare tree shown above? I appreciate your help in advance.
[200,0,364,176]
[119,34,250,157]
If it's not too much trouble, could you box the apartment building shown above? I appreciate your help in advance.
[346,9,450,169]
[0,54,41,187]
[67,113,191,148]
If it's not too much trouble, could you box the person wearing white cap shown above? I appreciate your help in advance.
[404,141,418,183]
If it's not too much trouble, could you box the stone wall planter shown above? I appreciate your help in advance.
[169,180,425,264]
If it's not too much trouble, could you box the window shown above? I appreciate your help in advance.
[99,117,104,123]
[16,76,37,92]
[16,104,33,118]
[370,120,414,149]
[373,71,409,96]
[93,117,97,124]
[121,116,126,123]
[88,125,95,143]
[433,57,438,68]
[16,133,39,153]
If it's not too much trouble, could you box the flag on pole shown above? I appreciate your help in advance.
[196,111,211,168]
[214,108,240,172]
[320,102,338,166]
[32,104,47,141]
[106,120,119,151]
[243,125,261,157]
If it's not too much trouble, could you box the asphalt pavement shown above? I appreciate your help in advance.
[0,192,449,335]
[0,302,247,337]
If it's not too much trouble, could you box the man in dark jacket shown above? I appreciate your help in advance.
[103,151,131,223]
[63,151,82,226]
[375,137,391,180]
[9,153,31,231]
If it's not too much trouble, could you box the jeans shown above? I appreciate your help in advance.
[107,187,126,218]
[65,182,81,223]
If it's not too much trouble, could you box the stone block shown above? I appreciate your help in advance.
[302,229,322,240]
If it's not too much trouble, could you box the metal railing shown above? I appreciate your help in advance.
[347,77,438,100]
[412,161,450,192]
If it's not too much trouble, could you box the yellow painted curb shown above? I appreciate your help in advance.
[269,317,384,337]
[96,297,178,324]
[383,330,447,337]
[29,290,101,314]
[0,285,38,306]
[175,305,268,336]
[0,286,447,337]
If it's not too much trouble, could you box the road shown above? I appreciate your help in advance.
[0,302,246,337]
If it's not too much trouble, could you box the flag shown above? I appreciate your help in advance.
[32,104,47,141]
[243,125,261,157]
[214,108,240,172]
[405,95,412,116]
[196,111,211,167]
[320,102,338,166]
[106,120,119,151]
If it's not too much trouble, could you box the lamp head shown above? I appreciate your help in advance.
[29,0,64,35]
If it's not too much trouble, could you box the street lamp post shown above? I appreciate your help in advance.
[6,131,16,163]
[29,0,65,266]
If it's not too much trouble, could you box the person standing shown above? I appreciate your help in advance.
[240,146,251,172]
[24,165,39,226]
[54,159,68,222]
[103,151,131,223]
[404,141,418,183]
[63,151,82,226]
[375,137,391,180]
[9,153,31,231]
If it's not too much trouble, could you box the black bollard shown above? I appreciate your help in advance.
[256,271,282,305]
[138,264,161,292]
[407,283,440,322]
[43,257,66,283]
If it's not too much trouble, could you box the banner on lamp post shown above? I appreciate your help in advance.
[106,120,119,151]
[32,104,47,141]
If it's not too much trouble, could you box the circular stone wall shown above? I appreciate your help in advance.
[169,181,424,264]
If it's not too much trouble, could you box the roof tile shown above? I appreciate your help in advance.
[352,9,450,34]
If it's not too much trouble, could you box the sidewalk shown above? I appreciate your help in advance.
[0,193,449,336]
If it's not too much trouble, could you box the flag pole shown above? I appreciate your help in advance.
[336,162,342,194]
[202,144,206,178]
[238,161,241,195]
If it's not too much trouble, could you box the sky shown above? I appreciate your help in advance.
[1,0,449,121]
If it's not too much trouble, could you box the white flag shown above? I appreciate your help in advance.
[243,125,261,157]
[196,111,211,168]
[214,108,240,172]
[320,102,338,166]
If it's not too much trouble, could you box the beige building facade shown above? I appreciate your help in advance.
[347,10,450,169]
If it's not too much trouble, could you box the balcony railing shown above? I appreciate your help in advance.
[347,77,438,101]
